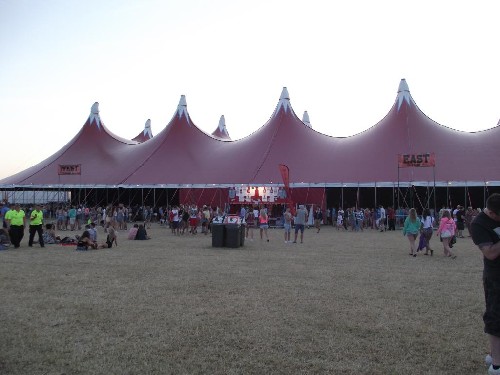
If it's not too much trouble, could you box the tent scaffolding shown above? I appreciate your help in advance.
[1,182,500,213]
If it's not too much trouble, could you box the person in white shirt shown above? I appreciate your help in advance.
[378,205,386,232]
[420,208,435,255]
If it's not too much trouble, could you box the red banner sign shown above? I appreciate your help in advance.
[58,164,81,175]
[398,153,435,168]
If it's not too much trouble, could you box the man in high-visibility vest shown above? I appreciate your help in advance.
[5,203,26,248]
[28,204,44,248]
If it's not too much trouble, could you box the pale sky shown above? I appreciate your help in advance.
[1,0,499,180]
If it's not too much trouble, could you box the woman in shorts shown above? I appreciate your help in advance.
[259,207,269,242]
[436,210,457,258]
[403,208,421,257]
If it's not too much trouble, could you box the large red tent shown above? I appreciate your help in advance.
[1,80,499,208]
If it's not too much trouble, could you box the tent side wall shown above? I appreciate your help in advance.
[180,188,230,209]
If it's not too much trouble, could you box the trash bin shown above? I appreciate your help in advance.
[212,224,225,247]
[240,224,245,246]
[224,224,241,248]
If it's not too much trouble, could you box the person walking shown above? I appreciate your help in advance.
[5,203,26,249]
[28,204,44,248]
[314,207,323,233]
[403,208,420,257]
[420,208,434,256]
[470,193,500,375]
[436,210,457,258]
[293,205,308,243]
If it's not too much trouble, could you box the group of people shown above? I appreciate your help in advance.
[0,202,46,249]
[0,200,158,251]
[166,204,212,236]
[329,206,397,231]
[239,204,309,244]
[401,204,482,259]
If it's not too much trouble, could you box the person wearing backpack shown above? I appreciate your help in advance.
[436,210,457,258]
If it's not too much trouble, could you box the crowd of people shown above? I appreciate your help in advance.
[0,200,484,253]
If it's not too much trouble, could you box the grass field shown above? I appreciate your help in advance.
[0,224,490,374]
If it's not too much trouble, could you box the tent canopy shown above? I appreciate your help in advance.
[2,80,499,188]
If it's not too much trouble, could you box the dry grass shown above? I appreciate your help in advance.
[0,224,489,374]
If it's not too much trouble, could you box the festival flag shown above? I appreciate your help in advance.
[279,164,290,189]
[278,164,295,215]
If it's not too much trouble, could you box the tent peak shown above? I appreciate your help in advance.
[280,87,290,100]
[88,102,101,128]
[396,78,411,111]
[398,78,410,93]
[218,115,226,131]
[217,115,230,137]
[211,115,231,139]
[177,95,189,119]
[275,87,292,115]
[302,111,312,128]
[144,119,152,135]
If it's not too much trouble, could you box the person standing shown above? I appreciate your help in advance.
[387,206,396,231]
[201,205,210,235]
[245,209,254,241]
[336,208,344,230]
[436,210,457,258]
[28,204,44,248]
[239,206,247,223]
[259,207,269,242]
[293,205,308,243]
[1,201,10,228]
[171,206,180,235]
[403,208,420,257]
[314,207,323,233]
[5,203,26,248]
[378,205,387,232]
[465,206,475,237]
[470,193,500,375]
[283,207,292,243]
[456,205,466,238]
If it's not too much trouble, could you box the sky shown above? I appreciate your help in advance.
[0,0,499,180]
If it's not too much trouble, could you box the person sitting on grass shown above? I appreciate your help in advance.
[103,227,118,248]
[135,224,150,240]
[89,223,98,242]
[76,230,97,251]
[42,223,61,244]
[128,224,139,240]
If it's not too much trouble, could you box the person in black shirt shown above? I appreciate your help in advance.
[471,193,500,374]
